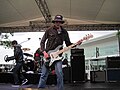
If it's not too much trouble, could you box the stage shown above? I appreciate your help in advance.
[0,71,120,90]
[0,72,57,85]
[1,81,120,90]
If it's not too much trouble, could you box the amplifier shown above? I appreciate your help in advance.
[90,71,106,82]
[71,48,84,56]
[106,56,120,68]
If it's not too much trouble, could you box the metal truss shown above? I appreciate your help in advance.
[35,0,52,23]
[64,24,120,31]
[0,24,120,33]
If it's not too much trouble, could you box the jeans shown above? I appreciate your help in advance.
[38,60,64,90]
[13,62,25,84]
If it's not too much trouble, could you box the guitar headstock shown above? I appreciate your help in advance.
[77,33,93,45]
[83,33,93,40]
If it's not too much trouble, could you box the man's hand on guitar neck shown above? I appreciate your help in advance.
[43,51,49,59]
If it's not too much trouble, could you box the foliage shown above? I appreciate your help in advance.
[116,30,120,36]
[0,41,12,49]
[0,33,13,49]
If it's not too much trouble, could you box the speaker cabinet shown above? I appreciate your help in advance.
[106,56,120,69]
[70,55,85,82]
[63,67,71,83]
[107,69,120,82]
[90,71,106,83]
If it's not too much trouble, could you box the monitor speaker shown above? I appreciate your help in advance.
[70,55,85,82]
[90,71,106,82]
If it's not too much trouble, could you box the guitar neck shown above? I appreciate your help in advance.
[56,43,78,55]
[56,34,93,55]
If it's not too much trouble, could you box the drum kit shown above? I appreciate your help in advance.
[23,52,34,73]
[22,48,43,73]
[22,48,31,52]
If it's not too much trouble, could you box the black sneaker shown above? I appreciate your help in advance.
[22,79,28,85]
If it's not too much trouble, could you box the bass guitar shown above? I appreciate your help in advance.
[44,34,93,67]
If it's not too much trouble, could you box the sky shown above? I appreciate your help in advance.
[0,30,117,64]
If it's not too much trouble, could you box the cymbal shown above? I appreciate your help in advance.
[22,48,30,51]
[23,53,33,57]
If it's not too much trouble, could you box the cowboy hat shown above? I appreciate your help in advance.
[52,15,65,24]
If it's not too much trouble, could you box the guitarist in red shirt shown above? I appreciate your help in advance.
[38,15,82,90]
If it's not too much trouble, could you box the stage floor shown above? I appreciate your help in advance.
[1,81,120,90]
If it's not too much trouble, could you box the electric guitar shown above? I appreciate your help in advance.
[44,34,93,67]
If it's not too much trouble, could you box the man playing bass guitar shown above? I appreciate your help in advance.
[38,15,82,90]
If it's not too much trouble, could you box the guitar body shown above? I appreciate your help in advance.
[44,45,63,67]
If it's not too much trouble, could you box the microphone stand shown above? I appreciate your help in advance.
[19,38,31,45]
